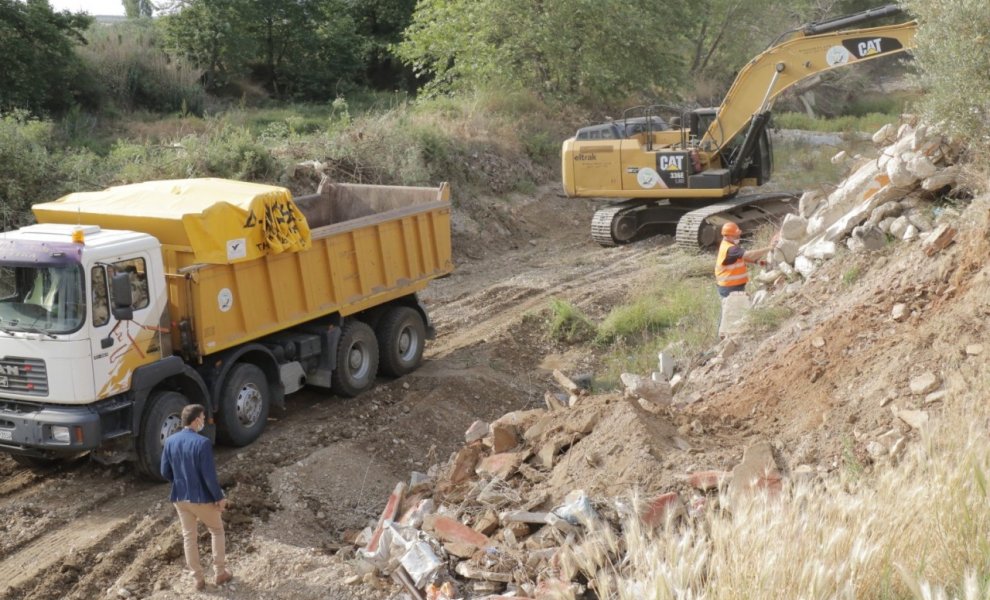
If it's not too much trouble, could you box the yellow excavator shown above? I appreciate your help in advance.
[561,4,918,247]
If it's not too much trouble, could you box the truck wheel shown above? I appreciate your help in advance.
[137,390,188,481]
[376,307,426,377]
[331,321,379,397]
[217,363,270,447]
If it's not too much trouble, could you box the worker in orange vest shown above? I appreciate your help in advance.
[714,222,774,298]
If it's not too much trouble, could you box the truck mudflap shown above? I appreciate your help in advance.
[0,402,104,456]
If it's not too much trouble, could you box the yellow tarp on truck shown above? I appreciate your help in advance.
[32,178,312,264]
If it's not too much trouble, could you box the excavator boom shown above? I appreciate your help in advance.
[703,18,917,154]
[560,4,918,247]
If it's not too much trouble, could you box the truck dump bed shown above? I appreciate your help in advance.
[33,179,453,359]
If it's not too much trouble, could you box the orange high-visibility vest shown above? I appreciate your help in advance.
[715,240,748,287]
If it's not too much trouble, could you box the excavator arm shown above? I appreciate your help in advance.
[703,9,917,154]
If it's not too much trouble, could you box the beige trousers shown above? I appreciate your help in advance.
[174,501,226,579]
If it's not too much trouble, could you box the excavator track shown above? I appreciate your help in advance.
[591,202,640,247]
[674,192,799,249]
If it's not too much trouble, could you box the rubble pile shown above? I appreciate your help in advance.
[760,116,964,285]
[346,371,782,599]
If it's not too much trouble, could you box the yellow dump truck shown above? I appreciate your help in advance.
[0,178,452,478]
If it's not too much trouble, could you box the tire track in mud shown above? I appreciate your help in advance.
[0,482,163,598]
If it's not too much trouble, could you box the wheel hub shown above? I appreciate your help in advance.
[348,342,370,379]
[397,327,419,361]
[235,383,264,427]
[159,414,182,444]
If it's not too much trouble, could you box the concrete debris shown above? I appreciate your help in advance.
[465,420,491,444]
[891,303,908,322]
[658,351,676,379]
[909,372,939,395]
[719,292,752,337]
[728,441,782,502]
[895,408,930,431]
[754,119,962,290]
[620,372,672,405]
[966,344,984,356]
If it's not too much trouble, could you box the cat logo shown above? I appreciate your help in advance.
[658,155,684,172]
[841,37,902,60]
[857,38,883,57]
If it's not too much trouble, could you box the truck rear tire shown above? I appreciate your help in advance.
[217,363,270,447]
[376,307,426,377]
[331,321,379,397]
[137,390,188,481]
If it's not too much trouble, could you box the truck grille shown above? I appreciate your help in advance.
[0,357,48,397]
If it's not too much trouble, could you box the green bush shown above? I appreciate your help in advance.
[902,0,990,154]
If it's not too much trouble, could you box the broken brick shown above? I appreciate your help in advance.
[640,492,685,528]
[687,470,731,492]
[449,443,483,484]
[424,514,490,548]
[491,423,520,453]
[476,452,525,480]
[365,481,406,553]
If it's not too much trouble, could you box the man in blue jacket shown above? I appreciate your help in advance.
[161,404,233,591]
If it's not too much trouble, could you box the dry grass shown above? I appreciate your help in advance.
[566,364,990,599]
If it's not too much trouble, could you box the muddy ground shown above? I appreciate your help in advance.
[0,186,668,599]
[1,173,983,599]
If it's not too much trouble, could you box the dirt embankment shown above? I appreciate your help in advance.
[0,135,981,598]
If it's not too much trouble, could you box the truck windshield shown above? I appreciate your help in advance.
[0,264,85,334]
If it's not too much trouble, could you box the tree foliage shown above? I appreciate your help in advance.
[159,0,397,100]
[122,0,155,18]
[902,0,990,150]
[398,0,688,104]
[0,0,95,115]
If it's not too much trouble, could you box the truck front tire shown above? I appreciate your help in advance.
[137,390,188,481]
[217,363,270,447]
[331,321,379,397]
[376,307,426,377]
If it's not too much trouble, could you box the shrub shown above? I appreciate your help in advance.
[902,0,990,155]
[547,299,596,343]
[78,21,205,115]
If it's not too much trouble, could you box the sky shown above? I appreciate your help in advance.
[47,0,125,16]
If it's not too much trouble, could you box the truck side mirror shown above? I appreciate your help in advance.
[110,272,134,321]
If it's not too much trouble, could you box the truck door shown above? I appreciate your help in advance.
[90,255,164,399]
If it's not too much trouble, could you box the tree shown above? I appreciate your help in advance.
[902,0,990,150]
[123,0,155,18]
[0,0,94,115]
[398,0,689,105]
[160,0,367,99]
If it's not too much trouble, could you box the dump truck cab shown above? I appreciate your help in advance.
[0,223,177,455]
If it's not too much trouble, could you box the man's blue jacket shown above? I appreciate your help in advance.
[160,428,225,503]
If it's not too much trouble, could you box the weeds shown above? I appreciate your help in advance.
[547,299,596,343]
[843,265,863,286]
[747,305,792,332]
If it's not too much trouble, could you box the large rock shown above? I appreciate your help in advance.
[888,216,910,239]
[909,372,939,395]
[922,165,959,191]
[795,255,817,279]
[907,155,938,179]
[849,225,886,252]
[866,201,901,227]
[872,123,896,145]
[803,240,837,260]
[799,191,824,218]
[780,214,809,243]
[728,442,782,500]
[775,239,799,263]
[719,292,751,337]
[907,208,934,233]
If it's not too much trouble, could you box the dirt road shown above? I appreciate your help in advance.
[0,188,672,599]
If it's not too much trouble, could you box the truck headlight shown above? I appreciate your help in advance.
[51,426,70,443]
